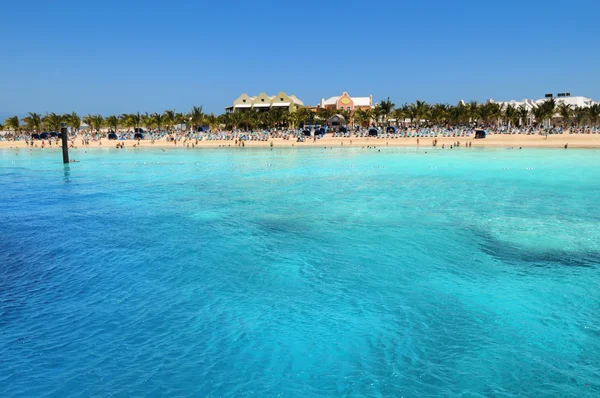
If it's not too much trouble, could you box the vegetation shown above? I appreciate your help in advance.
[4,99,600,141]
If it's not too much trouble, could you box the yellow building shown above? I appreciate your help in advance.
[225,92,304,113]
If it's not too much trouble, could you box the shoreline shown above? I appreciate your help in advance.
[1,134,599,149]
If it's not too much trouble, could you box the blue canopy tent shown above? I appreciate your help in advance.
[368,128,378,136]
[475,129,486,139]
[108,132,118,140]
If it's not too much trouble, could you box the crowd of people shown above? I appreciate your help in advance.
[2,124,599,147]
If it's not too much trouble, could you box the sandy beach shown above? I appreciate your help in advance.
[1,133,600,150]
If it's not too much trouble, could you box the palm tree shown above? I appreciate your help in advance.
[42,112,63,132]
[378,97,395,126]
[65,112,81,133]
[337,108,352,128]
[316,107,335,125]
[188,106,204,132]
[353,108,367,127]
[294,107,314,128]
[477,102,504,126]
[85,114,104,133]
[119,112,142,132]
[429,103,448,125]
[133,112,143,131]
[4,115,20,140]
[105,115,119,132]
[217,113,231,130]
[82,114,94,132]
[542,98,556,127]
[205,113,219,130]
[491,103,504,125]
[229,111,242,130]
[96,115,105,133]
[163,110,176,133]
[532,99,556,127]
[141,112,152,131]
[457,103,471,125]
[391,107,406,127]
[573,106,587,127]
[478,104,494,126]
[556,103,572,127]
[447,104,462,125]
[588,104,600,127]
[409,100,429,126]
[531,105,546,127]
[239,110,256,131]
[504,104,519,127]
[466,101,479,125]
[517,105,529,127]
[22,112,42,133]
[174,112,186,132]
[150,112,164,132]
[363,108,375,127]
[373,104,385,126]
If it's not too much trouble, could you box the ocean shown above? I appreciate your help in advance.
[1,146,599,397]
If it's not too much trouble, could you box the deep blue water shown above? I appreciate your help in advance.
[1,146,599,397]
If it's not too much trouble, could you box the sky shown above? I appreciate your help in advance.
[1,0,599,117]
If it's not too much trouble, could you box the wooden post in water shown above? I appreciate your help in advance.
[61,122,69,163]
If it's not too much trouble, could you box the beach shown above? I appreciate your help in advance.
[1,132,599,150]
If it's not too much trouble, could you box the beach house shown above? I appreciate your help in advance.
[225,92,304,113]
[314,92,374,112]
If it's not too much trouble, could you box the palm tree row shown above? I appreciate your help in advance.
[2,107,214,139]
[369,98,600,129]
[4,101,600,140]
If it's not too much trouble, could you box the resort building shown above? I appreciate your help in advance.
[488,94,597,126]
[225,92,304,113]
[314,92,374,112]
[490,94,595,111]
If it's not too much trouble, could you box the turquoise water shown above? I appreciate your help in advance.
[1,146,599,397]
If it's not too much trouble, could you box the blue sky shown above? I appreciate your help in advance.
[1,0,598,116]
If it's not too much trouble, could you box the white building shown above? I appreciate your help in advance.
[488,94,597,125]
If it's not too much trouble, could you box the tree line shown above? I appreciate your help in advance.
[3,99,600,139]
[360,98,600,128]
[1,106,207,136]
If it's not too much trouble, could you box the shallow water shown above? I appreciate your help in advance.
[1,146,599,397]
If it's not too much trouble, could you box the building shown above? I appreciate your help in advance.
[488,94,598,126]
[225,92,304,113]
[314,92,374,112]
